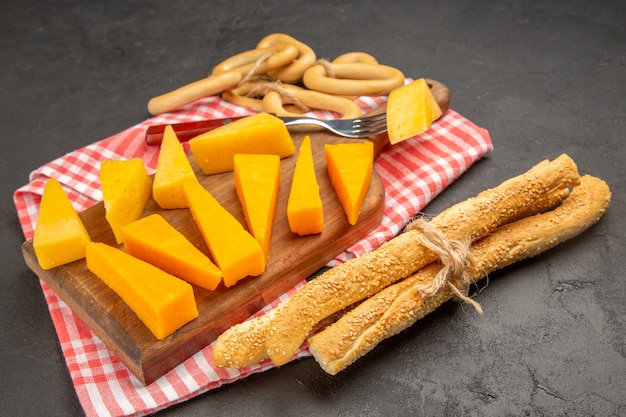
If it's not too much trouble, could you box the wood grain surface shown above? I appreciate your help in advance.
[21,81,450,385]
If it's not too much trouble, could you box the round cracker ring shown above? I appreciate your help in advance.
[303,62,405,96]
[326,53,381,100]
[262,84,362,119]
[256,33,317,83]
[332,52,379,65]
[211,43,299,78]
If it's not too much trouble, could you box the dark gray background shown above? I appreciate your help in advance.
[2,1,625,416]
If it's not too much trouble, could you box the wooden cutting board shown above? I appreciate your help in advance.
[20,130,388,385]
[21,80,451,385]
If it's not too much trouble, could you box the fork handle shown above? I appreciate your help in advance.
[145,117,246,145]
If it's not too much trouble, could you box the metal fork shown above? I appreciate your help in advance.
[145,113,388,145]
[279,113,387,138]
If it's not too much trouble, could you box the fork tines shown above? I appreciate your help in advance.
[352,113,387,135]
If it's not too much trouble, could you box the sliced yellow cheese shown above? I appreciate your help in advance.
[188,112,295,175]
[33,178,92,270]
[233,153,281,261]
[324,141,374,225]
[183,180,265,287]
[121,214,223,291]
[287,135,323,235]
[386,78,443,145]
[85,242,198,340]
[100,158,152,244]
[153,125,198,209]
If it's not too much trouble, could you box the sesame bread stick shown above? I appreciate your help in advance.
[213,186,571,368]
[263,154,579,365]
[308,175,611,374]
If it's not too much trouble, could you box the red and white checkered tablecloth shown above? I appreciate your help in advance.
[13,91,492,417]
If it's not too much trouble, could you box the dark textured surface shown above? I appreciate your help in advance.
[2,1,625,416]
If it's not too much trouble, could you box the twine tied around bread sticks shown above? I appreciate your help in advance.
[407,218,483,314]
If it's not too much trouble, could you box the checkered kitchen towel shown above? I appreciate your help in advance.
[14,91,492,417]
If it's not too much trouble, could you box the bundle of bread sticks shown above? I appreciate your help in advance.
[211,154,611,375]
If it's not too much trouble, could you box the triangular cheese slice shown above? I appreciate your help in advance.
[287,135,324,235]
[386,78,443,144]
[183,180,265,287]
[33,178,92,269]
[121,214,223,291]
[233,153,281,261]
[153,125,198,209]
[100,158,152,244]
[86,242,198,340]
[324,141,374,225]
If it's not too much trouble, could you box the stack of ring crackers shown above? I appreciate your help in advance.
[147,33,406,117]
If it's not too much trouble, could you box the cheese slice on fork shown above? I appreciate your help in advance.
[387,78,442,144]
